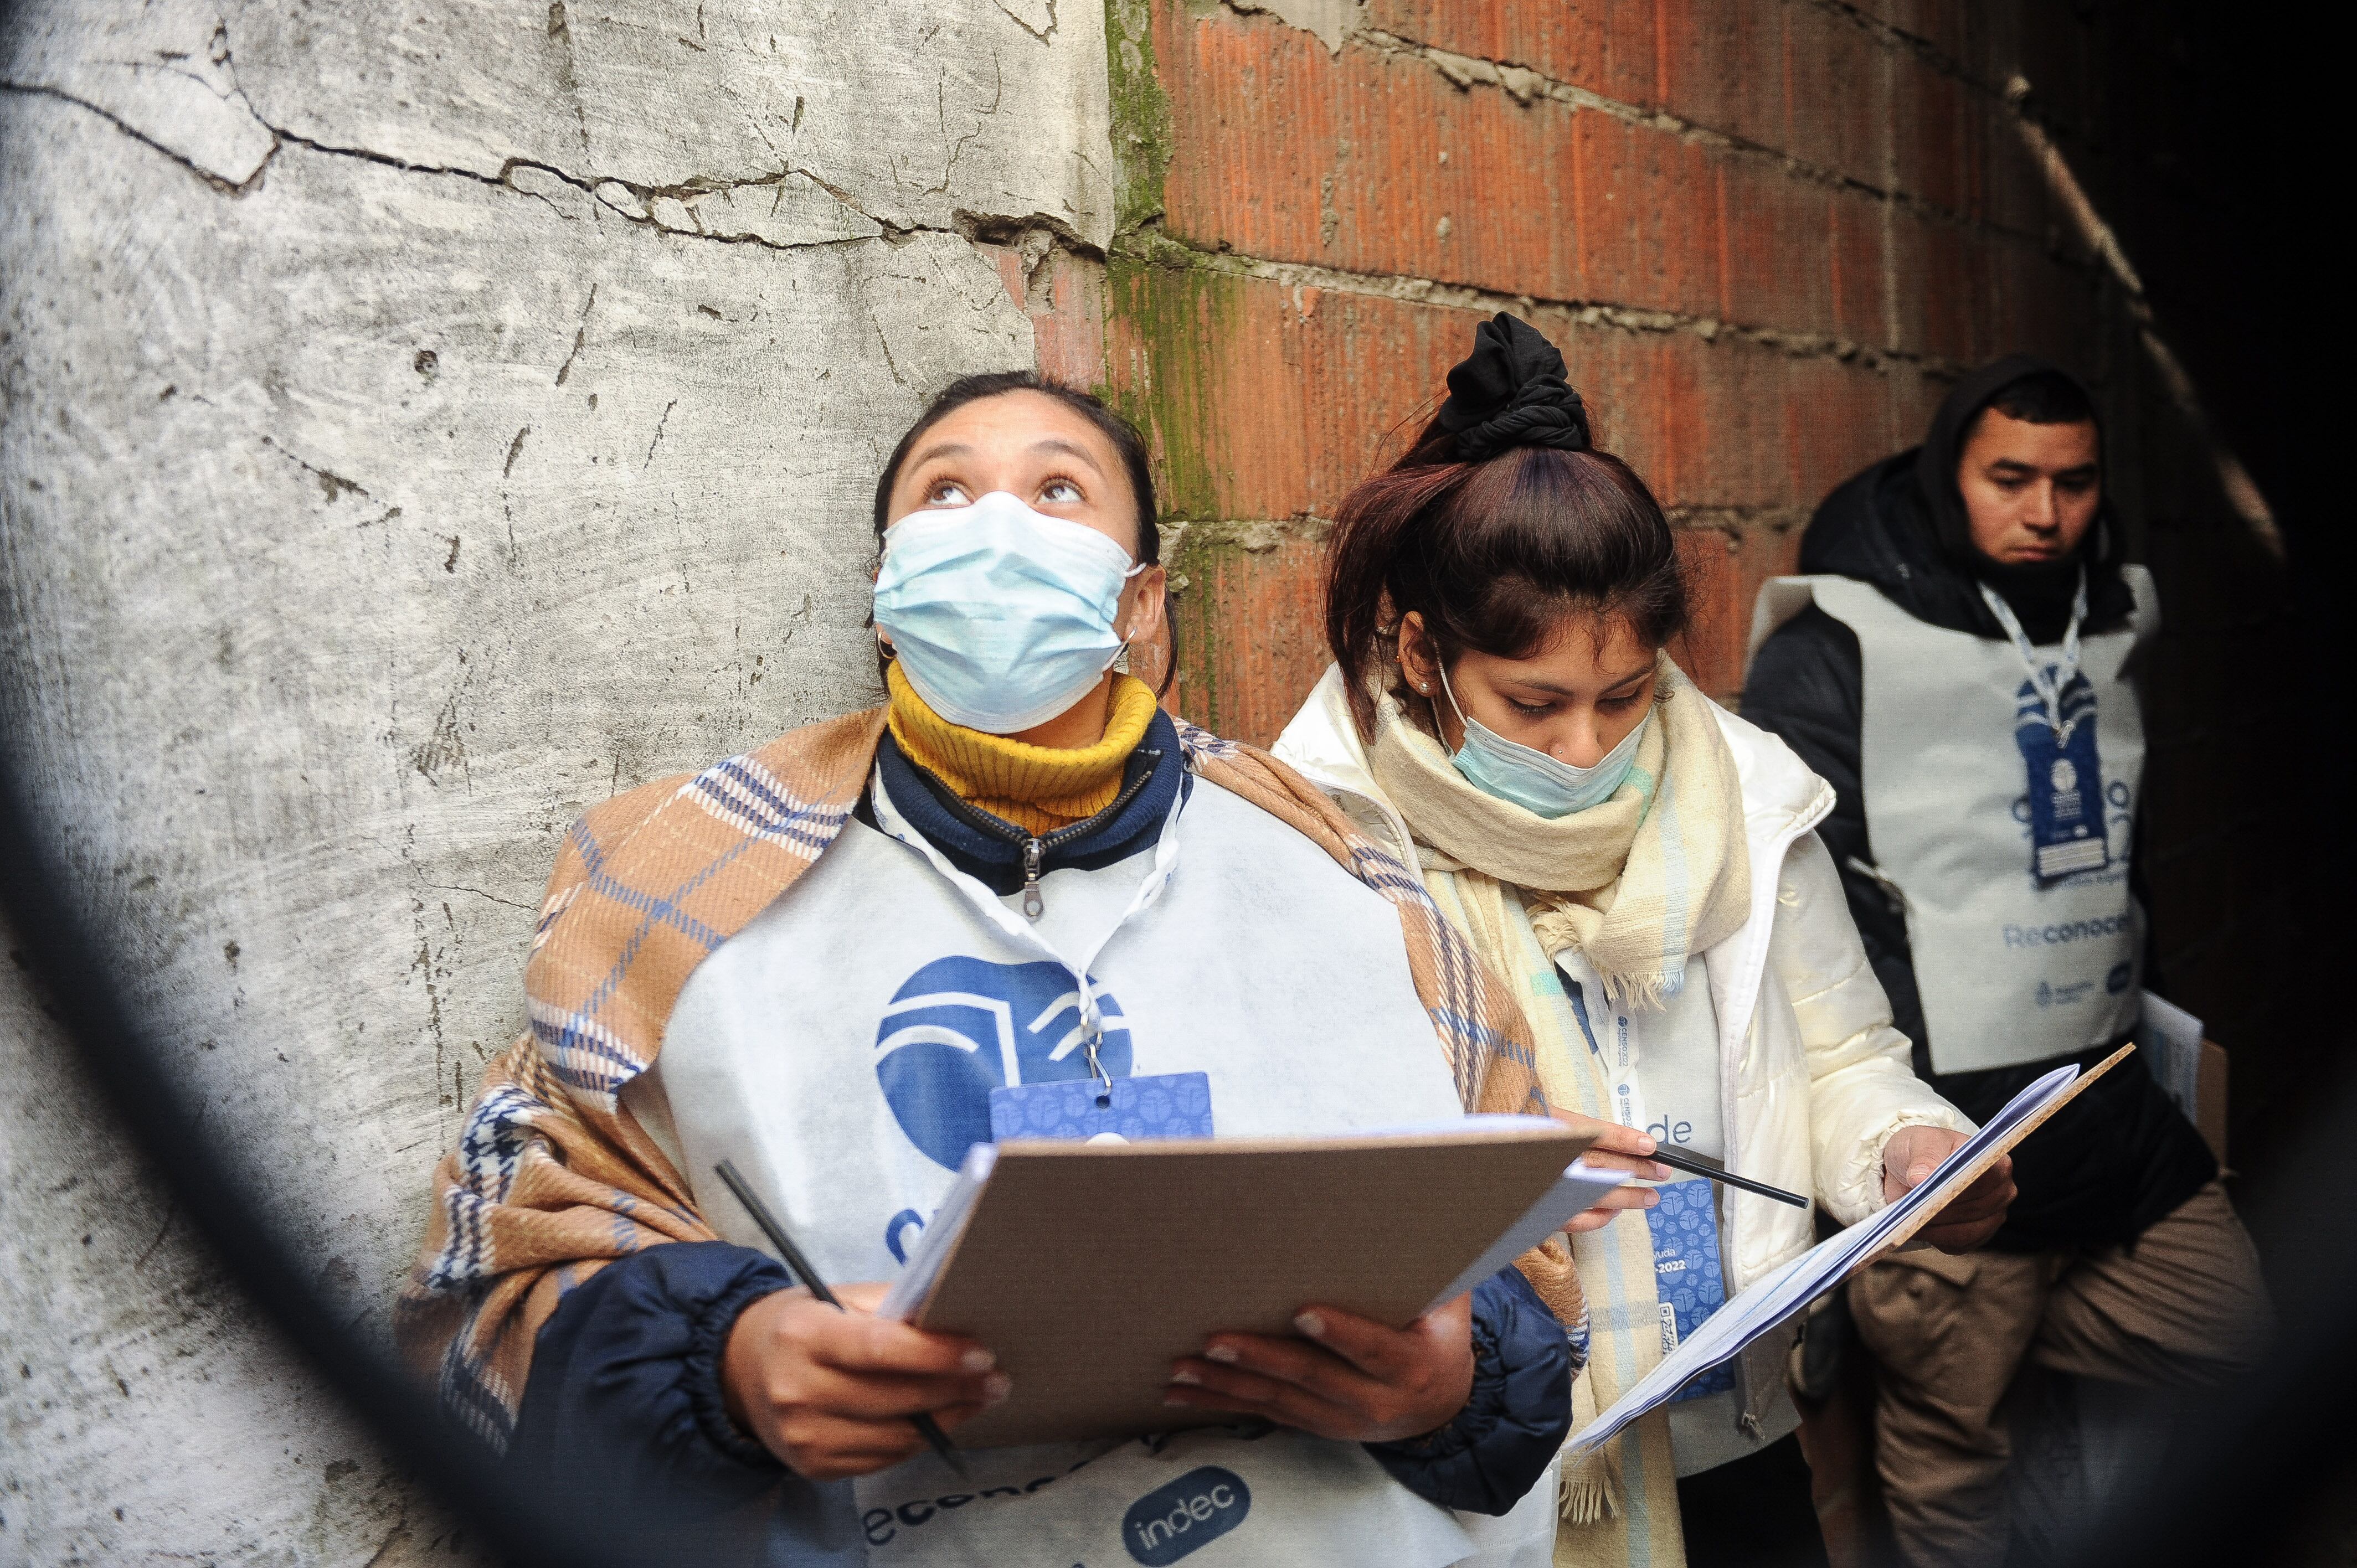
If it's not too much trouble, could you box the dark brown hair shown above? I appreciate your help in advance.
[871,371,1176,694]
[1324,414,1690,738]
[873,370,1161,565]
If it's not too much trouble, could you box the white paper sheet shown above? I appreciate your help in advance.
[2139,989,2205,1124]
[1567,1061,2083,1454]
[1423,1159,1631,1313]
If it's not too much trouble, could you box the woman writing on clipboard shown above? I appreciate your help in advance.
[397,370,1635,1565]
[1272,316,2015,1566]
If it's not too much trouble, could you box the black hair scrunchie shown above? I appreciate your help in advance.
[1434,312,1591,462]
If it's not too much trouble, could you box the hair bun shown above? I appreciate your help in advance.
[1435,312,1591,462]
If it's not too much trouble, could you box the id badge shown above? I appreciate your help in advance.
[987,1071,1213,1143]
[2014,685,2111,883]
[1646,1179,1733,1402]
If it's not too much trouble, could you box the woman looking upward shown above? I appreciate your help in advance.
[400,370,1594,1566]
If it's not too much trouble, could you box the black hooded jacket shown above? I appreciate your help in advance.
[1743,358,2215,1251]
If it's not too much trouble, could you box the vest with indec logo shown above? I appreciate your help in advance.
[1750,568,2156,1074]
[626,774,1555,1566]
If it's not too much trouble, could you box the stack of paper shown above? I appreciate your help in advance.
[1569,1051,2121,1454]
[878,1142,1001,1321]
[2139,990,2205,1123]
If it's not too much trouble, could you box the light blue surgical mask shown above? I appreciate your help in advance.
[873,491,1145,734]
[1434,661,1649,818]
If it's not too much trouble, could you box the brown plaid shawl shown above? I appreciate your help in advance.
[395,709,1572,1447]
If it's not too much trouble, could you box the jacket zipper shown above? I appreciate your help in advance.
[897,751,1164,922]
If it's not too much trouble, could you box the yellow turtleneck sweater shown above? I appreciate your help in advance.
[886,661,1159,835]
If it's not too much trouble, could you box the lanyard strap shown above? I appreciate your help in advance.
[1979,570,2089,744]
[868,763,1187,1094]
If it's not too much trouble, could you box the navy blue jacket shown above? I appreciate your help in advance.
[512,718,1574,1550]
[516,1244,1571,1551]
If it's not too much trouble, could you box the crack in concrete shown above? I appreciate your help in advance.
[544,1,596,162]
[265,123,922,255]
[0,80,278,194]
[419,881,533,914]
[642,399,677,468]
[552,283,595,385]
[16,23,1045,261]
[913,51,1007,203]
[258,435,370,503]
[994,0,1060,45]
[955,208,1099,259]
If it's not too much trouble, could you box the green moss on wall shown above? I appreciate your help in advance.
[1105,259,1240,522]
[1103,0,1175,242]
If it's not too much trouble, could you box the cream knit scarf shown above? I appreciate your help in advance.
[1373,656,1753,1568]
[1367,654,1751,1009]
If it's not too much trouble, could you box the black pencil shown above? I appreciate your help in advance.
[714,1159,968,1476]
[1640,1146,1810,1209]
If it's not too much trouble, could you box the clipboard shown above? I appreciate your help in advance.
[884,1117,1611,1449]
[1568,1045,2135,1454]
[1861,1042,2133,1262]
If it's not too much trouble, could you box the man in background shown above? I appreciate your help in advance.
[1741,357,2271,1566]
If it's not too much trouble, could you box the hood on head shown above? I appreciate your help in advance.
[1800,355,2131,642]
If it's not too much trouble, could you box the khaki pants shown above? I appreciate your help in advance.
[1847,1180,2271,1567]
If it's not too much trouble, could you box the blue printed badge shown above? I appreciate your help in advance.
[2013,673,2112,883]
[988,1071,1213,1143]
[1646,1179,1734,1402]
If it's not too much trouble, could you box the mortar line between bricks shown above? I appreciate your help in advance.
[1798,0,2034,114]
[1168,509,1807,541]
[1113,239,1973,379]
[1306,23,2077,249]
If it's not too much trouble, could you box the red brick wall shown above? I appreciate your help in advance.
[981,2,2296,1125]
[1078,0,2107,727]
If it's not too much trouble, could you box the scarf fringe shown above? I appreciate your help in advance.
[1557,1343,1627,1524]
[1594,962,1687,1013]
[1558,1445,1624,1525]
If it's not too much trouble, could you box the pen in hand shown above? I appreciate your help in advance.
[714,1159,970,1477]
[1614,1144,1811,1209]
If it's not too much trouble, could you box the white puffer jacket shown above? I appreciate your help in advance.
[1274,666,1973,1293]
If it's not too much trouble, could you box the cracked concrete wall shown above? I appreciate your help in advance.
[0,0,1110,1560]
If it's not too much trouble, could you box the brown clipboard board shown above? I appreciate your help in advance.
[907,1121,1596,1449]
[1852,1043,2135,1271]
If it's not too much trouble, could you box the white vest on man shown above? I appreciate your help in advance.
[1748,568,2156,1074]
[626,774,1560,1567]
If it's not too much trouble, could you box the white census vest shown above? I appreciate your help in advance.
[1750,569,2156,1073]
[642,775,1533,1567]
[1551,947,1723,1162]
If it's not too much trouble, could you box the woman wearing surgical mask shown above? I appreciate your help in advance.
[398,372,1599,1567]
[1273,317,2013,1567]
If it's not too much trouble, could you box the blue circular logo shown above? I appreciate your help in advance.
[873,956,1132,1168]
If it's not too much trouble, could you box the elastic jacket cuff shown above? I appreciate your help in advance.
[1365,1267,1573,1515]
[685,1268,796,1468]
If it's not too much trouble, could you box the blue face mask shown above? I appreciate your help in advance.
[873,492,1145,734]
[1435,661,1649,818]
